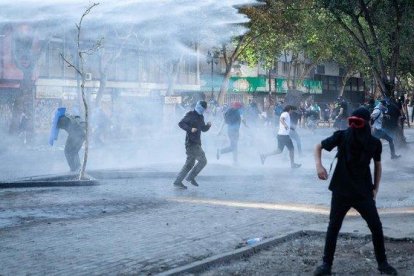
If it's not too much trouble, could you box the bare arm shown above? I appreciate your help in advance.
[280,116,288,130]
[336,107,344,119]
[217,120,225,135]
[314,143,328,180]
[373,161,382,199]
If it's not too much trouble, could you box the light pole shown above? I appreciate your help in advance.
[207,50,219,99]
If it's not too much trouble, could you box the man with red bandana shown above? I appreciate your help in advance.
[217,101,245,165]
[313,107,397,276]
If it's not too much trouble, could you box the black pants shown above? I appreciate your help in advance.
[175,144,207,183]
[372,128,396,157]
[323,194,387,266]
[64,135,84,172]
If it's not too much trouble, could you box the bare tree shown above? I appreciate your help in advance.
[60,3,102,180]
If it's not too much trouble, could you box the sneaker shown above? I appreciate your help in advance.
[378,262,398,275]
[291,163,301,169]
[216,149,220,160]
[313,263,332,276]
[391,154,401,160]
[186,178,199,187]
[260,154,265,165]
[173,181,187,189]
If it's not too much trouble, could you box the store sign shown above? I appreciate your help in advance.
[276,79,322,94]
[164,96,182,104]
[229,77,267,92]
[36,86,63,99]
[121,89,150,97]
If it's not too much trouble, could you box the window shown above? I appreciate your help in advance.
[328,77,337,92]
[317,65,325,74]
[304,64,312,76]
[125,50,139,82]
[358,78,365,92]
[49,41,64,78]
[282,62,289,74]
[294,64,300,77]
[322,76,329,90]
[38,47,48,78]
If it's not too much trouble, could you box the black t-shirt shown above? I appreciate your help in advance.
[224,108,241,126]
[321,130,382,199]
[383,103,400,129]
[338,101,348,118]
[290,111,300,127]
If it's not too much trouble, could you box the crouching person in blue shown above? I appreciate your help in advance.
[313,107,397,276]
[58,114,86,172]
[173,101,211,189]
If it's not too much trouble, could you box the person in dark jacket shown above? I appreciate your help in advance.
[313,107,397,276]
[216,101,246,164]
[57,114,86,172]
[173,100,211,189]
[333,99,348,130]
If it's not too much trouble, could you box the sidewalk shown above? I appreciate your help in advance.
[0,128,413,275]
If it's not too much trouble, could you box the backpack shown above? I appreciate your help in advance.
[274,105,283,117]
[224,108,240,125]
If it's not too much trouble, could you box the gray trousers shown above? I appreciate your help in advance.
[175,144,207,183]
[289,129,302,155]
[220,130,239,162]
[372,128,396,157]
[64,135,84,172]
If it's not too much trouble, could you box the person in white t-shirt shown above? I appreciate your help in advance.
[260,105,301,168]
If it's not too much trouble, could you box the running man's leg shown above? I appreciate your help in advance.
[260,135,284,164]
[187,145,207,181]
[175,145,197,184]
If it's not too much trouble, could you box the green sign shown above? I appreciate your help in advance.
[229,77,267,93]
[276,79,322,94]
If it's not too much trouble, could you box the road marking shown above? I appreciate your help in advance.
[168,197,414,216]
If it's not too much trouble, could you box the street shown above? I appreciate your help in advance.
[0,127,413,275]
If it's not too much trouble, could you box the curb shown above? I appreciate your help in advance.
[0,173,98,188]
[156,230,414,276]
[0,179,98,188]
[157,230,308,276]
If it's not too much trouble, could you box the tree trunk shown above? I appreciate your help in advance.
[79,79,89,180]
[217,64,232,105]
[338,72,352,98]
[166,55,183,96]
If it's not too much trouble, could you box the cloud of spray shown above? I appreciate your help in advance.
[0,0,253,49]
[0,0,264,172]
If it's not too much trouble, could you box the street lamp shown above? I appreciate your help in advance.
[206,50,219,97]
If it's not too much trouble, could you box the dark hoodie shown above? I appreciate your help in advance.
[321,108,382,199]
[178,110,210,147]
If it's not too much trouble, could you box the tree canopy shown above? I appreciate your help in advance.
[235,0,414,97]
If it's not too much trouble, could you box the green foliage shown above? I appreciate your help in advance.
[232,0,414,94]
[315,0,414,95]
